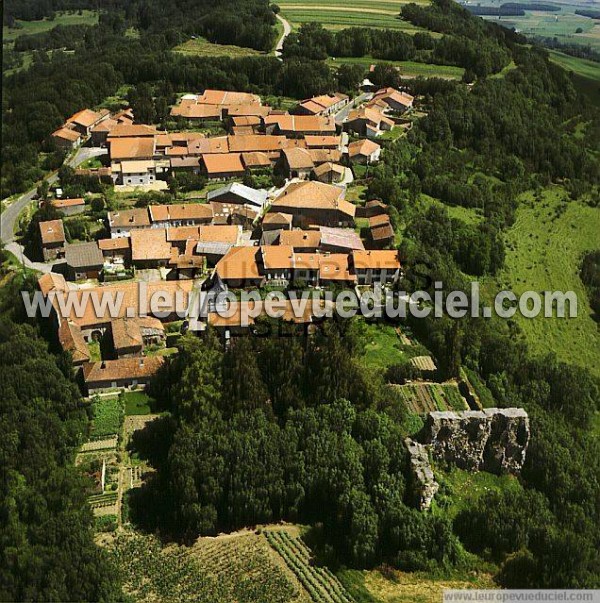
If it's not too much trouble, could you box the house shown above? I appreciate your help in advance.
[148,203,213,228]
[211,201,259,227]
[58,320,91,366]
[368,87,414,114]
[265,114,337,137]
[202,153,246,181]
[195,225,241,265]
[207,182,268,209]
[261,212,293,232]
[304,135,342,150]
[81,356,164,394]
[106,124,158,139]
[368,214,395,249]
[241,152,272,171]
[281,148,314,180]
[65,242,104,280]
[170,157,203,173]
[51,197,86,216]
[196,89,262,107]
[98,237,131,263]
[270,181,355,228]
[313,162,345,184]
[113,160,157,186]
[90,118,118,146]
[260,245,296,284]
[319,227,365,253]
[279,229,322,252]
[170,100,223,123]
[228,115,262,135]
[108,208,151,238]
[225,104,272,119]
[295,93,349,117]
[348,139,382,164]
[111,318,143,358]
[318,253,357,286]
[227,134,295,160]
[66,109,110,137]
[39,219,66,261]
[344,107,394,138]
[358,199,388,219]
[215,246,263,288]
[109,137,156,162]
[351,249,402,285]
[130,228,173,267]
[51,127,82,151]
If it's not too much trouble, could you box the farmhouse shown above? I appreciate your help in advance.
[39,219,66,261]
[113,160,157,186]
[58,320,91,366]
[111,318,143,358]
[304,135,342,150]
[98,237,131,263]
[270,181,355,228]
[351,249,402,285]
[295,93,349,117]
[197,89,262,106]
[51,197,86,216]
[65,242,104,280]
[368,87,414,114]
[109,137,156,161]
[262,212,294,232]
[107,124,158,139]
[81,356,164,394]
[279,230,322,252]
[348,139,382,164]
[214,246,263,288]
[170,99,222,122]
[108,208,152,238]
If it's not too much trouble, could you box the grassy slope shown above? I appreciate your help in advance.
[484,188,600,377]
[173,36,264,58]
[328,56,464,79]
[548,50,600,82]
[3,10,99,41]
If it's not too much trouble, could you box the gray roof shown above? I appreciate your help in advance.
[65,242,104,268]
[207,182,267,208]
[319,227,365,251]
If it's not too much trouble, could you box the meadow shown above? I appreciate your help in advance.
[548,49,600,82]
[173,36,264,58]
[328,56,465,79]
[484,188,600,377]
[90,396,124,439]
[2,10,99,42]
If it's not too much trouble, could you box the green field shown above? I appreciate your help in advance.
[3,10,99,42]
[484,188,600,377]
[279,0,430,31]
[361,323,407,369]
[328,56,465,79]
[548,50,600,81]
[122,391,154,415]
[91,396,124,439]
[174,36,264,58]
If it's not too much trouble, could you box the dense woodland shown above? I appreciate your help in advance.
[1,0,600,597]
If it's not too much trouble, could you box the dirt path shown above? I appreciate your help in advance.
[274,13,292,59]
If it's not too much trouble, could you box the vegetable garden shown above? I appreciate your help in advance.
[396,383,468,414]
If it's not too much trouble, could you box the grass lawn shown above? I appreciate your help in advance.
[173,36,264,58]
[483,188,600,377]
[122,391,155,415]
[360,322,407,369]
[90,396,124,439]
[328,56,464,79]
[3,10,99,42]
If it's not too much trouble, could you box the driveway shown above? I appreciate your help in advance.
[274,14,292,59]
[335,92,371,126]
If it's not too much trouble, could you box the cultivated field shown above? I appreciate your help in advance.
[90,396,124,439]
[279,0,430,31]
[110,530,312,603]
[484,188,600,377]
[396,383,469,414]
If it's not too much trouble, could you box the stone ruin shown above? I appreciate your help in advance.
[405,408,530,510]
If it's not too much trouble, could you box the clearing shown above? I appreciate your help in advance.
[484,188,600,377]
[3,10,99,42]
[173,36,264,58]
[328,56,465,80]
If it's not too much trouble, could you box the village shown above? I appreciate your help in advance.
[34,85,417,396]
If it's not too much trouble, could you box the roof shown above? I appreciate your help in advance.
[197,225,240,244]
[39,220,65,245]
[38,272,68,296]
[318,253,356,282]
[348,138,381,158]
[109,137,155,160]
[261,245,295,270]
[58,321,90,363]
[148,203,213,223]
[227,135,291,153]
[111,318,143,351]
[166,226,201,242]
[108,208,151,229]
[82,356,164,384]
[187,137,229,155]
[51,197,85,209]
[226,104,272,118]
[65,242,103,268]
[272,181,355,218]
[170,100,221,119]
[265,114,336,133]
[120,160,155,174]
[320,226,364,251]
[369,214,391,228]
[207,183,267,208]
[91,118,118,133]
[215,246,261,281]
[283,147,314,170]
[52,127,81,142]
[67,109,105,128]
[98,238,130,251]
[241,152,272,168]
[298,93,348,114]
[346,107,394,128]
[369,87,414,110]
[107,124,158,138]
[170,157,202,170]
[130,228,173,261]
[309,149,343,165]
[279,230,322,249]
[304,135,341,148]
[313,162,345,178]
[262,212,294,226]
[202,153,245,175]
[197,90,261,106]
[196,241,234,257]
[352,249,401,270]
[231,115,261,127]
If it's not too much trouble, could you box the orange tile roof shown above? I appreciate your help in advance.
[166,226,201,242]
[348,138,381,158]
[369,214,391,228]
[304,135,341,148]
[58,320,90,363]
[197,90,261,106]
[215,246,261,281]
[187,137,229,155]
[318,253,356,282]
[82,356,164,384]
[67,109,105,128]
[107,124,159,138]
[111,318,143,350]
[272,181,355,218]
[130,228,173,261]
[241,151,271,168]
[279,230,322,249]
[52,127,81,142]
[108,208,151,229]
[283,147,314,170]
[261,245,295,270]
[262,212,294,225]
[52,197,85,209]
[298,93,348,114]
[226,104,272,118]
[202,153,245,175]
[38,272,68,296]
[148,203,213,222]
[170,100,221,119]
[91,118,118,133]
[39,220,65,245]
[265,114,336,133]
[313,162,345,178]
[110,137,155,160]
[352,250,401,270]
[227,135,290,153]
[98,237,130,251]
[198,225,240,244]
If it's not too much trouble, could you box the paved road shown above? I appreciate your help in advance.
[335,92,371,125]
[274,14,292,59]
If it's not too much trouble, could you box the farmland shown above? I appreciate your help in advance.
[360,322,407,369]
[484,188,600,377]
[396,383,469,414]
[109,530,311,603]
[265,530,353,603]
[548,50,600,82]
[90,396,124,439]
[279,0,430,31]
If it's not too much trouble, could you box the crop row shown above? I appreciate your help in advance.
[265,531,352,603]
